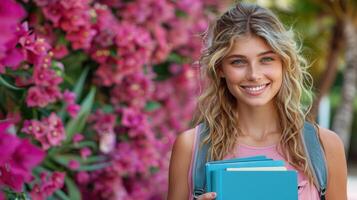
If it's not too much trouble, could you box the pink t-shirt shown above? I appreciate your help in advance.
[188,127,320,200]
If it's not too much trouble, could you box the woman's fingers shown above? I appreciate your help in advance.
[197,192,217,199]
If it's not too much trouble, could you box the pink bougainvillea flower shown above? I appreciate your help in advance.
[0,48,24,70]
[42,85,62,102]
[22,113,66,150]
[73,133,84,143]
[0,165,26,192]
[94,63,122,86]
[121,108,144,128]
[30,171,65,200]
[88,110,116,136]
[80,147,92,159]
[33,68,59,86]
[10,139,45,173]
[151,25,171,63]
[0,120,11,134]
[0,191,5,200]
[45,113,66,146]
[76,171,89,184]
[51,171,65,188]
[66,28,97,50]
[62,90,76,104]
[68,159,80,170]
[22,120,47,138]
[26,86,50,107]
[0,125,21,164]
[111,72,154,108]
[0,0,26,71]
[52,44,68,59]
[0,0,26,44]
[26,85,63,108]
[0,121,45,192]
[66,103,80,118]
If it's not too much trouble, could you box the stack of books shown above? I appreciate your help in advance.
[205,155,298,200]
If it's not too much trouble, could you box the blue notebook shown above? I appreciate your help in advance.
[205,156,298,200]
[210,169,298,200]
[205,158,285,191]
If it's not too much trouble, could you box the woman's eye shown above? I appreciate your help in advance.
[231,59,246,65]
[261,57,274,63]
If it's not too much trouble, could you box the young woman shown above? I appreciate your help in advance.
[167,2,347,200]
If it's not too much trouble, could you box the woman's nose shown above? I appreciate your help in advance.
[246,62,262,81]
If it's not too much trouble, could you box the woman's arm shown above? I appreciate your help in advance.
[319,127,348,200]
[167,129,195,200]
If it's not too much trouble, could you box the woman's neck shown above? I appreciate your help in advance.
[236,102,281,144]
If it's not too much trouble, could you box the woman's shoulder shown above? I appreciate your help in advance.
[316,126,348,198]
[317,126,347,178]
[172,128,196,154]
[317,126,345,153]
[168,128,197,199]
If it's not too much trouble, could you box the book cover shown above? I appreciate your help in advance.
[210,169,298,200]
[205,158,285,191]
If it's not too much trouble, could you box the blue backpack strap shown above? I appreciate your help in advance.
[302,122,328,200]
[192,123,210,198]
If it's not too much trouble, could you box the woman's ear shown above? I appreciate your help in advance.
[217,66,225,78]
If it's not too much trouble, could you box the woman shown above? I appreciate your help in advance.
[167,2,347,200]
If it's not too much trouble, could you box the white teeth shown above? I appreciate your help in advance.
[244,84,266,92]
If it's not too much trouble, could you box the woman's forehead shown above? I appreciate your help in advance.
[225,35,274,58]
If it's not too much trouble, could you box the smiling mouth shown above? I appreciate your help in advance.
[240,83,270,95]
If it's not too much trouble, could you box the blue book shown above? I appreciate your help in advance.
[205,158,285,191]
[210,169,298,200]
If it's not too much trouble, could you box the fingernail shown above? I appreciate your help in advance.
[212,193,216,198]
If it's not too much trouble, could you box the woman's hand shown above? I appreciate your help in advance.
[197,192,217,200]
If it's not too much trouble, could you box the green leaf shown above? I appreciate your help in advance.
[61,51,88,72]
[54,190,71,200]
[77,162,111,171]
[52,154,110,172]
[52,155,78,166]
[145,101,161,111]
[65,87,96,143]
[53,154,107,165]
[52,61,64,77]
[167,53,184,63]
[65,177,81,200]
[84,155,107,163]
[70,140,97,149]
[0,75,24,90]
[73,67,89,101]
[102,104,114,113]
[58,67,89,119]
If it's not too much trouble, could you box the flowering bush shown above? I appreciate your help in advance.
[0,0,226,199]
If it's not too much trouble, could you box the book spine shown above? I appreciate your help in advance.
[205,165,211,192]
[211,170,223,200]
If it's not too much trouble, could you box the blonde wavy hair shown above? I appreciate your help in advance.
[193,2,316,182]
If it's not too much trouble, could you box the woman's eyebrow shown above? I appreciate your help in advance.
[225,54,246,59]
[257,50,275,56]
[225,50,276,60]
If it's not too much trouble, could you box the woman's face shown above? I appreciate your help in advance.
[220,35,283,108]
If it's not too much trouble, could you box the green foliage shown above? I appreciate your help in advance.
[2,188,30,200]
[65,87,96,143]
[65,177,81,200]
[0,75,24,91]
[145,101,161,112]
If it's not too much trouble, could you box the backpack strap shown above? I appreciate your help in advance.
[192,123,210,198]
[302,122,328,200]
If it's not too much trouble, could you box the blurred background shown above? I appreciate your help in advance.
[0,0,356,199]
